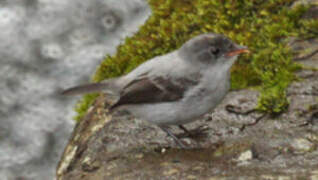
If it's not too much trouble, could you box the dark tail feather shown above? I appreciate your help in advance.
[61,83,108,96]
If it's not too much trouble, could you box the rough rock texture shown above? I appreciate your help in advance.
[0,0,150,179]
[57,2,318,180]
[57,70,318,180]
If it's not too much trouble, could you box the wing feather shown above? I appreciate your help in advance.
[110,75,199,109]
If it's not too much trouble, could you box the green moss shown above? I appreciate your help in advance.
[74,93,98,122]
[74,0,318,120]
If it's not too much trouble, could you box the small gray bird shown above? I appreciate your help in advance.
[62,33,249,147]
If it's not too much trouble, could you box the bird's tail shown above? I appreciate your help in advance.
[61,78,120,96]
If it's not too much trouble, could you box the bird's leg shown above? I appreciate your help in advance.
[178,125,191,135]
[159,126,187,148]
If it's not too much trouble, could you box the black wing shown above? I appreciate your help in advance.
[110,75,199,109]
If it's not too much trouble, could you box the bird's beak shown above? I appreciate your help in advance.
[226,45,250,57]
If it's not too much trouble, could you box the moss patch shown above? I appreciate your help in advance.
[74,0,318,121]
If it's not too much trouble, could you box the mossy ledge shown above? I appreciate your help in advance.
[74,0,318,121]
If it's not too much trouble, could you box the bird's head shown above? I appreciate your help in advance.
[179,33,249,68]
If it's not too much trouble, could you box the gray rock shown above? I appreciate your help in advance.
[291,138,315,153]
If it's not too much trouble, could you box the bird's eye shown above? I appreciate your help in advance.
[210,47,220,56]
[228,43,234,50]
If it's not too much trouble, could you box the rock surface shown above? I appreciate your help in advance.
[57,1,318,180]
[57,67,318,179]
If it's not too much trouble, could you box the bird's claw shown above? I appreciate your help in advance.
[177,125,210,139]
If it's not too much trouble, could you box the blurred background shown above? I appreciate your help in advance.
[0,0,150,179]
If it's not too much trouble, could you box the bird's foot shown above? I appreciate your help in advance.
[177,125,209,139]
